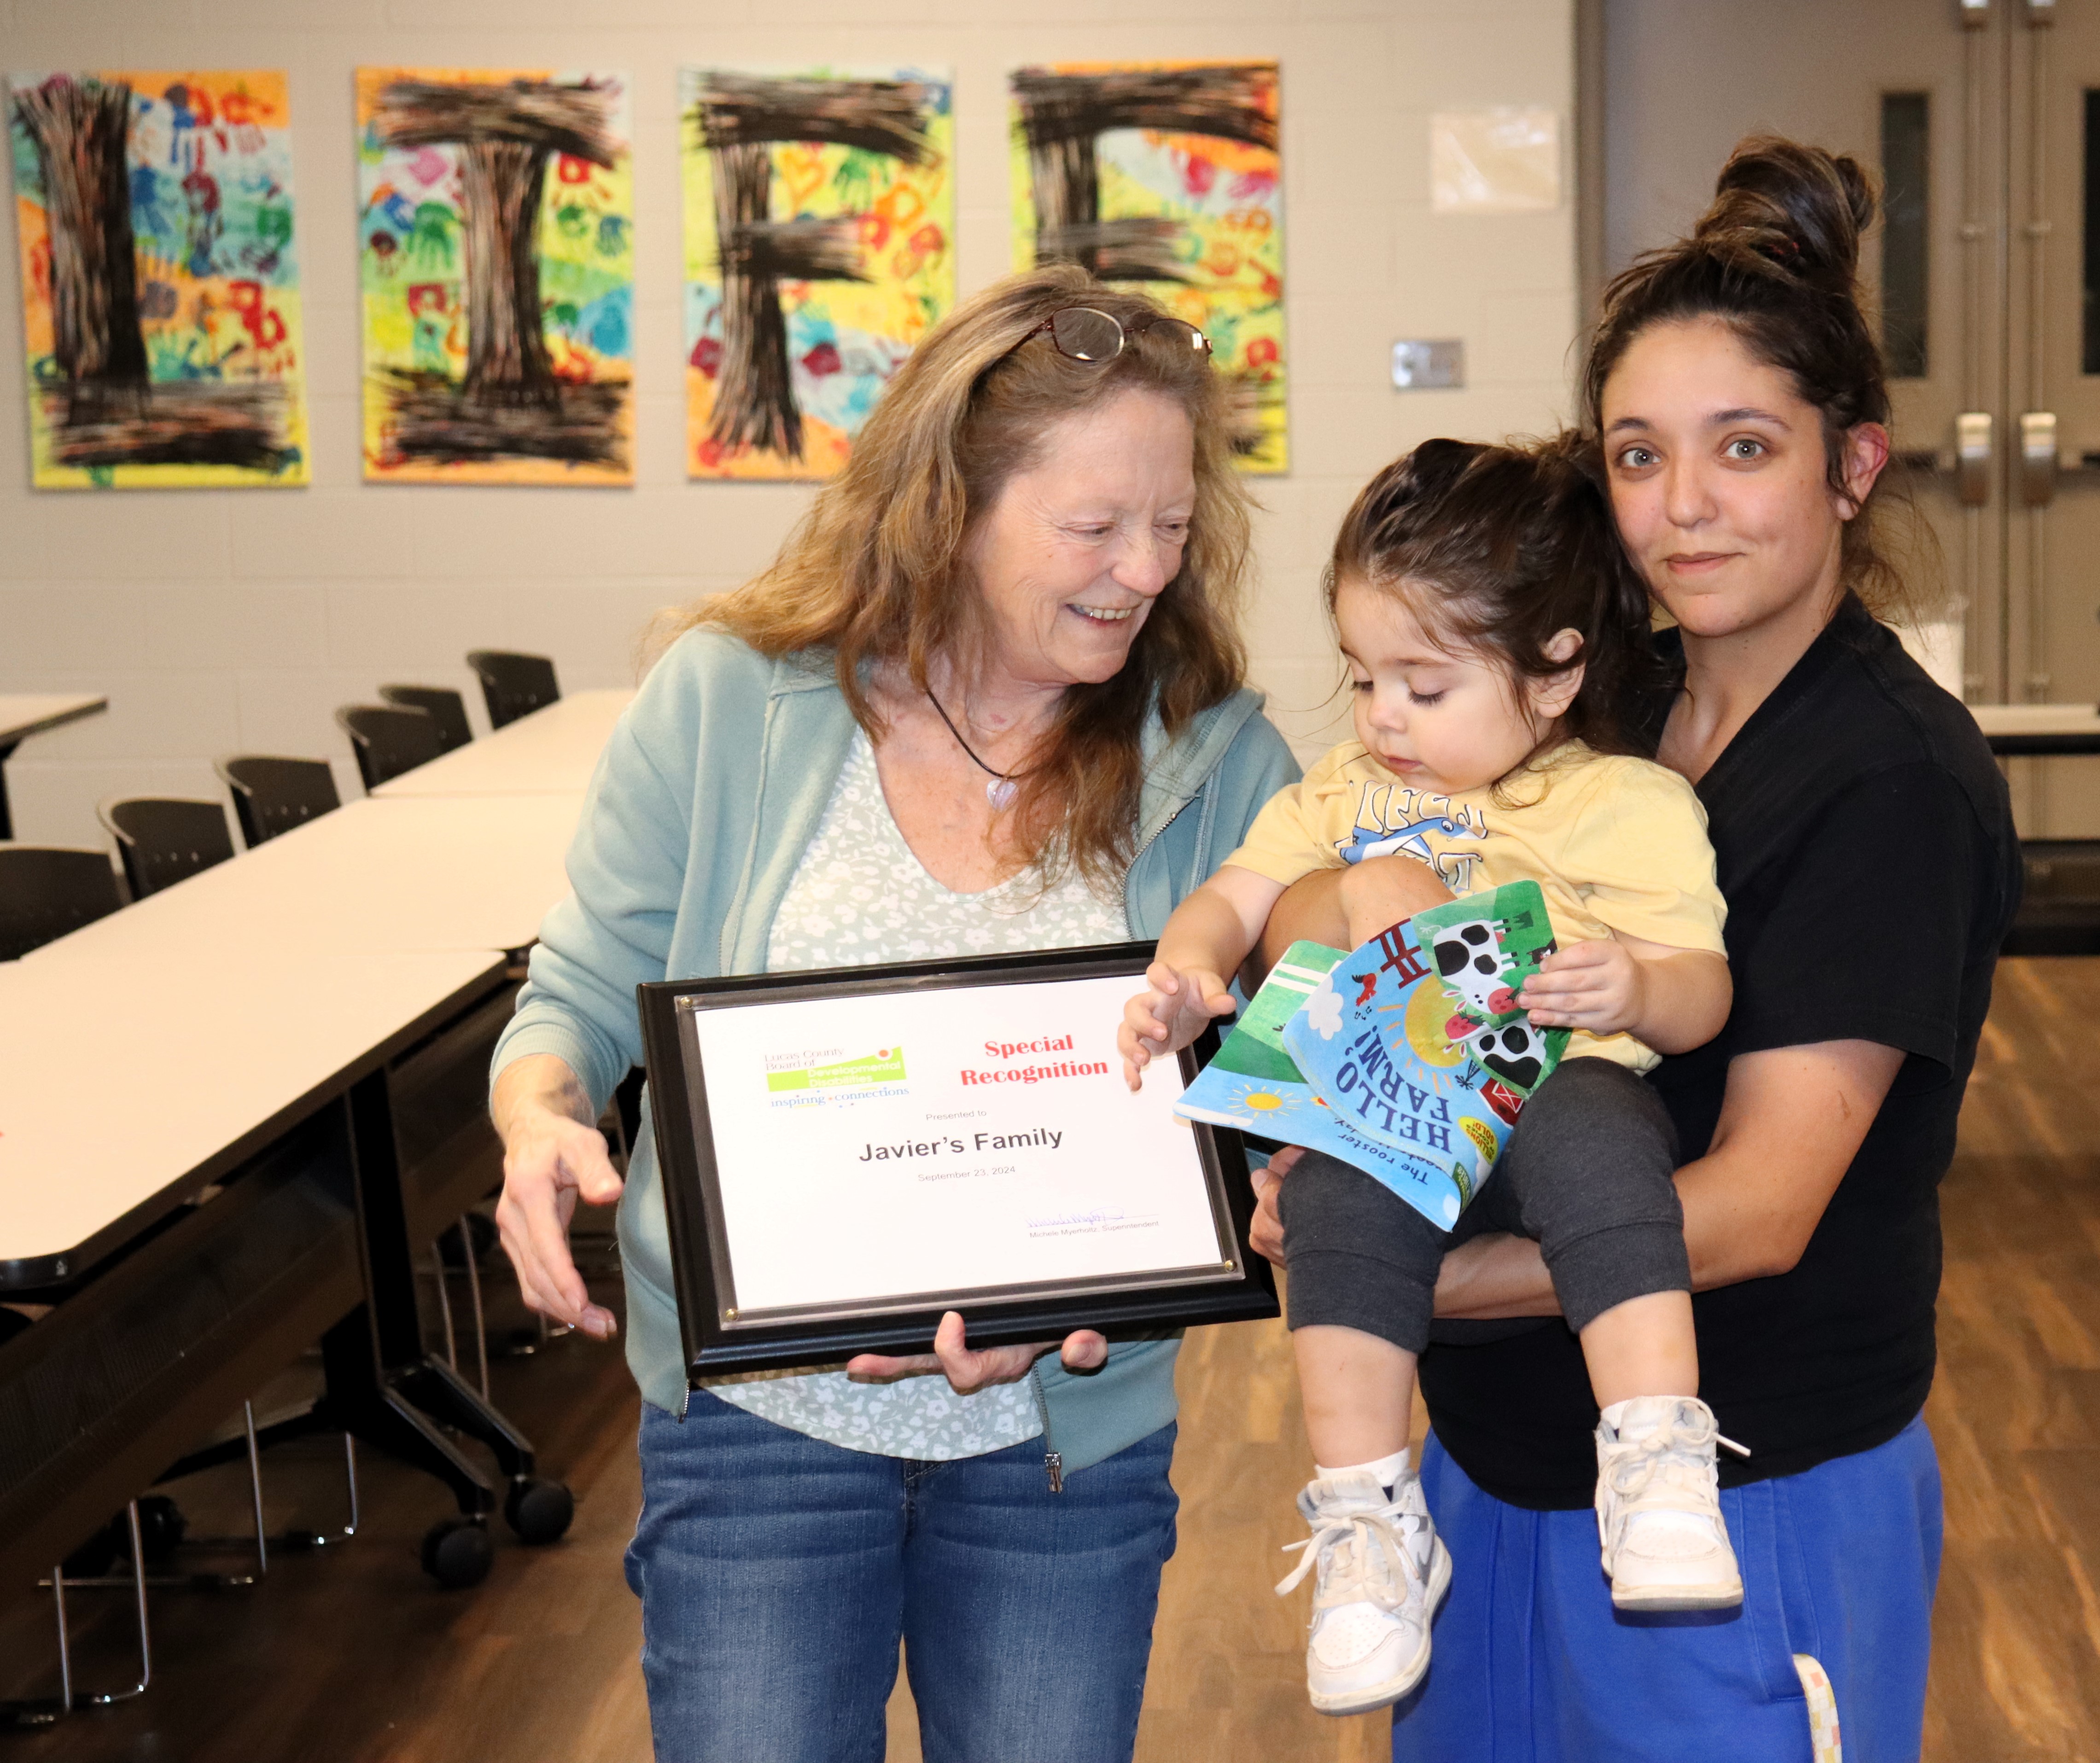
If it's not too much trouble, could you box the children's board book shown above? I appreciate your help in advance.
[1173,880,1569,1229]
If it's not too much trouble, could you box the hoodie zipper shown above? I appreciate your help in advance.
[1028,1367,1064,1494]
[1119,693,1252,926]
[1121,796,1196,927]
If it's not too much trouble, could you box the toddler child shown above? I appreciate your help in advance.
[1120,437,1742,1715]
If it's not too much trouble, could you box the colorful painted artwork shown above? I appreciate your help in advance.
[681,66,952,480]
[7,70,307,489]
[1009,60,1284,473]
[356,68,633,485]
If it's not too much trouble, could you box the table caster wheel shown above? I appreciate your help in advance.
[420,1517,493,1588]
[504,1477,573,1545]
[136,1494,187,1563]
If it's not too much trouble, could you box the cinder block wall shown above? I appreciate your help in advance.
[0,0,1575,847]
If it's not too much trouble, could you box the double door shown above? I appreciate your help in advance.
[1603,0,2100,831]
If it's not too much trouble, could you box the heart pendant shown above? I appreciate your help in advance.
[986,778,1018,811]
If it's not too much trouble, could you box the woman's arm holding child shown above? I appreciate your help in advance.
[1119,866,1286,1087]
[1425,1036,1904,1316]
[1517,934,1731,1055]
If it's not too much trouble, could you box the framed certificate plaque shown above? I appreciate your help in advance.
[639,944,1278,1379]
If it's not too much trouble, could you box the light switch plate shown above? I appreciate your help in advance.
[1392,339,1464,390]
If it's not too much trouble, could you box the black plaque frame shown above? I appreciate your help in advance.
[639,943,1277,1381]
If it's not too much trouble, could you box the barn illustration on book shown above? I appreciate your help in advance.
[7,69,309,489]
[356,67,633,485]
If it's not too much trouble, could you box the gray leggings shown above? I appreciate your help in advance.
[1277,1058,1687,1354]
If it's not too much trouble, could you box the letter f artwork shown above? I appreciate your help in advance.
[681,70,950,476]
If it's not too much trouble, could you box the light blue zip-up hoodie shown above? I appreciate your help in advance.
[491,628,1299,1474]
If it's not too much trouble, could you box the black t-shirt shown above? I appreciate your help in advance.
[1418,596,2022,1509]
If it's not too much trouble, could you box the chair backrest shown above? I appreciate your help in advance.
[0,847,123,960]
[97,797,236,899]
[214,756,341,848]
[378,684,473,755]
[465,650,560,730]
[335,704,443,792]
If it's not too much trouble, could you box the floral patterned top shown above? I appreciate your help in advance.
[704,731,1127,1459]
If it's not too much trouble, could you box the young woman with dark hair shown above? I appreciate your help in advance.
[1254,137,2021,1760]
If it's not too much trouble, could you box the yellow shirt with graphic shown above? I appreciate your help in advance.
[1225,739,1727,1072]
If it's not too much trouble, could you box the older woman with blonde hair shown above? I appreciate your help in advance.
[489,264,1296,1763]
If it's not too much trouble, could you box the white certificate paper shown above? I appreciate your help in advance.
[684,974,1230,1315]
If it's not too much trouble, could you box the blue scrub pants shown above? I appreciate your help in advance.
[1392,1416,1942,1763]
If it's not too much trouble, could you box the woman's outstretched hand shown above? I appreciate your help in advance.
[492,1054,625,1341]
[846,1311,1108,1393]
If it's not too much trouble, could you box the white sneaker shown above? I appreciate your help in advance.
[1390,1468,1452,1611]
[1594,1395,1745,1612]
[1275,1469,1451,1716]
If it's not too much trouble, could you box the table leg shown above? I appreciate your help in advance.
[331,1069,572,1583]
[315,1307,497,1518]
[0,738,19,841]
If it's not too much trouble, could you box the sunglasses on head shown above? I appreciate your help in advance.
[1015,305,1213,366]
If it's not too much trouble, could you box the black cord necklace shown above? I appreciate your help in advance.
[926,690,1020,811]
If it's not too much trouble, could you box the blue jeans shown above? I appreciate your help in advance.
[628,1391,1179,1763]
[1391,1417,1943,1763]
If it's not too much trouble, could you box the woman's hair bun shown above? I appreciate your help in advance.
[1692,135,1876,292]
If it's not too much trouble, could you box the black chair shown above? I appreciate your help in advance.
[378,685,473,755]
[214,756,341,848]
[0,847,123,960]
[97,797,236,899]
[465,651,560,730]
[335,705,443,792]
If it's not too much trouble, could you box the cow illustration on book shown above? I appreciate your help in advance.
[1426,913,1557,1101]
[1454,1018,1547,1103]
[1429,917,1521,1016]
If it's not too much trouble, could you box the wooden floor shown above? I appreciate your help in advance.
[1922,958,2100,1763]
[7,958,2100,1760]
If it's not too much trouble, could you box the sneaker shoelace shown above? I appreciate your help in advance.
[1275,1501,1426,1615]
[1598,1402,1748,1554]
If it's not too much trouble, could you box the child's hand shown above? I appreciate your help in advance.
[1518,940,1645,1036]
[1119,960,1236,1089]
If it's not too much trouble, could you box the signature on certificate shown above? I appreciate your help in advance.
[1024,1207,1161,1234]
